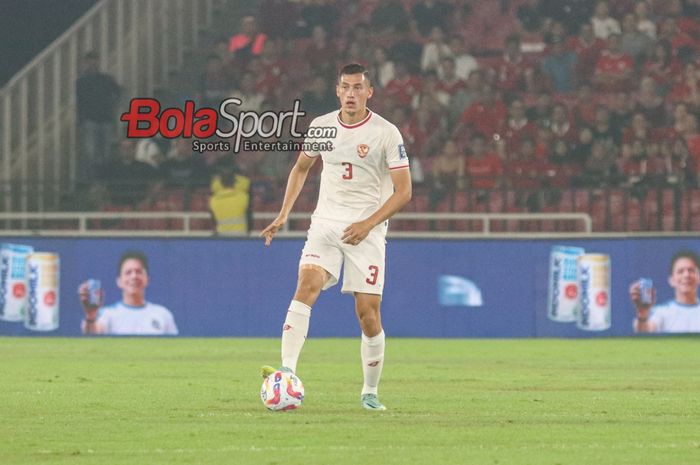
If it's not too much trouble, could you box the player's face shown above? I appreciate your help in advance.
[668,257,700,296]
[336,73,373,115]
[117,259,149,296]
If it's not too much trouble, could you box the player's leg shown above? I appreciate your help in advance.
[354,292,386,410]
[262,221,342,377]
[279,265,329,373]
[339,229,387,410]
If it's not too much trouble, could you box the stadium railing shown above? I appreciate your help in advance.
[0,211,592,237]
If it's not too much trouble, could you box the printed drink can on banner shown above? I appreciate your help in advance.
[547,245,585,323]
[576,254,611,331]
[0,243,35,322]
[24,253,60,332]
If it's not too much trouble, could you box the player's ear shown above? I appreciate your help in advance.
[367,84,374,99]
[668,275,674,288]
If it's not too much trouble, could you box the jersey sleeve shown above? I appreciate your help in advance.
[384,124,410,171]
[648,304,667,332]
[163,308,179,335]
[301,116,323,158]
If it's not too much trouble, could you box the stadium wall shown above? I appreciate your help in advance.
[0,237,698,338]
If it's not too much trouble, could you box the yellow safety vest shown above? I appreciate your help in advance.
[209,174,251,234]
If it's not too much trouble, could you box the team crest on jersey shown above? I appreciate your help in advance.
[357,144,370,158]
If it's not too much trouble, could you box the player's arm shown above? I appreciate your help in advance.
[260,152,318,246]
[630,280,657,333]
[342,168,412,245]
[78,281,106,334]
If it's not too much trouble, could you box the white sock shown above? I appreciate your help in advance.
[361,330,385,395]
[281,300,311,373]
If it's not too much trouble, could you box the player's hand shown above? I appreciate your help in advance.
[629,280,655,316]
[260,215,287,246]
[342,220,372,246]
[77,281,102,319]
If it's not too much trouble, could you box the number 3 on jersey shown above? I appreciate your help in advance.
[342,162,353,180]
[366,265,379,285]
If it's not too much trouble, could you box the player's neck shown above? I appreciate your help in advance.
[675,292,698,305]
[123,293,146,307]
[339,108,369,125]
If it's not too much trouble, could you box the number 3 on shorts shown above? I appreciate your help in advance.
[366,265,379,285]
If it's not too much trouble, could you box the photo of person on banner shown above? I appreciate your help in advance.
[78,250,178,335]
[631,249,700,333]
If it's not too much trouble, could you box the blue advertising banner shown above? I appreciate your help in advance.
[0,237,698,337]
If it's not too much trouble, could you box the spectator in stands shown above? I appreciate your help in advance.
[209,157,252,235]
[609,91,635,129]
[411,0,453,38]
[643,40,678,94]
[297,0,339,38]
[592,33,634,92]
[546,138,581,188]
[493,33,534,95]
[498,97,538,159]
[412,71,449,111]
[465,133,503,190]
[446,37,479,82]
[505,136,543,190]
[80,250,178,335]
[76,51,121,182]
[631,249,700,333]
[669,62,700,109]
[431,139,466,194]
[569,22,605,84]
[550,103,578,144]
[370,0,410,36]
[229,16,267,64]
[591,104,621,151]
[384,61,423,107]
[457,84,508,140]
[634,0,656,39]
[657,17,698,59]
[161,138,209,188]
[370,47,396,89]
[578,139,620,188]
[301,75,337,118]
[305,25,336,79]
[542,36,578,93]
[539,0,594,35]
[635,75,667,128]
[100,139,158,207]
[620,12,654,64]
[591,0,621,40]
[229,72,265,112]
[198,54,232,108]
[421,26,452,73]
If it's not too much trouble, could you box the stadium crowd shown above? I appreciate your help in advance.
[79,0,700,232]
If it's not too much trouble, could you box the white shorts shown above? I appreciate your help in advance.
[299,219,387,296]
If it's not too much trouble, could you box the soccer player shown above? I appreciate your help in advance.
[260,63,412,410]
[79,250,178,335]
[631,249,700,333]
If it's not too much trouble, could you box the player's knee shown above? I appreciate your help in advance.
[357,306,381,334]
[295,272,324,301]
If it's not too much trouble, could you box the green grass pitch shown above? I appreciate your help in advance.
[1,337,699,465]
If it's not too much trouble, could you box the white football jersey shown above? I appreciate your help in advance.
[649,300,700,333]
[97,301,179,335]
[303,109,410,228]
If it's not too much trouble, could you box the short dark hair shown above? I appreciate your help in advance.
[118,250,149,275]
[669,249,700,274]
[338,63,371,85]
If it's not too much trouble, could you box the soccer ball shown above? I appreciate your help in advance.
[260,370,304,411]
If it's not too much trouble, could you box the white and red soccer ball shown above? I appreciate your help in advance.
[260,370,304,411]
